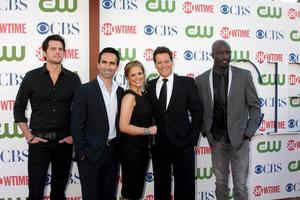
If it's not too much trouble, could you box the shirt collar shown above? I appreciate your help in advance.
[41,63,65,75]
[213,66,229,76]
[97,75,118,90]
[158,73,174,83]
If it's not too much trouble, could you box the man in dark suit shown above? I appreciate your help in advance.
[147,46,202,200]
[71,47,123,200]
[195,40,261,200]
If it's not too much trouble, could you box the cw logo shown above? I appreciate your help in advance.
[39,0,77,12]
[0,46,25,62]
[288,160,300,172]
[257,141,281,153]
[0,123,23,139]
[117,48,136,61]
[290,97,300,108]
[195,167,213,180]
[290,30,300,42]
[231,50,249,62]
[185,26,214,38]
[145,0,175,13]
[257,6,282,18]
[147,73,158,81]
[258,74,285,86]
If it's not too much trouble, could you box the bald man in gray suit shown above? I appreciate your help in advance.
[195,40,261,200]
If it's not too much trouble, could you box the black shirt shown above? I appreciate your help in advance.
[13,64,81,133]
[211,68,230,143]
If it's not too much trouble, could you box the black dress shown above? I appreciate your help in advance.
[120,90,153,200]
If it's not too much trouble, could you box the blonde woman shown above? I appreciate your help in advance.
[119,60,156,200]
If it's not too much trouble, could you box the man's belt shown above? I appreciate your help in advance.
[32,131,69,141]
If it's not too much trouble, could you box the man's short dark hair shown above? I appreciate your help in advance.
[42,34,65,51]
[98,47,120,66]
[153,46,173,64]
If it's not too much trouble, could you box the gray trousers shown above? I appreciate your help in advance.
[211,137,249,200]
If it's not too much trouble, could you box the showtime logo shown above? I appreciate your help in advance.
[44,197,81,200]
[288,8,300,20]
[182,2,214,14]
[144,48,153,61]
[35,47,79,61]
[0,23,26,34]
[259,120,286,132]
[253,185,280,197]
[289,74,300,86]
[255,51,283,63]
[101,23,137,35]
[143,48,177,61]
[286,140,300,151]
[0,176,28,186]
[220,27,250,39]
[195,146,212,155]
[0,100,15,111]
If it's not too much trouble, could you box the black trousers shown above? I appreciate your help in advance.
[28,141,73,200]
[152,143,195,200]
[77,143,118,200]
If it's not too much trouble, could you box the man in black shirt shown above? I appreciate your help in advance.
[195,40,261,200]
[13,34,81,200]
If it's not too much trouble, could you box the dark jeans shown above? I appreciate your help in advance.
[28,141,73,200]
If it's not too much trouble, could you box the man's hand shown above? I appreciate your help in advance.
[59,136,73,144]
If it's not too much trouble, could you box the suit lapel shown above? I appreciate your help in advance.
[92,79,109,125]
[208,69,214,111]
[227,66,234,103]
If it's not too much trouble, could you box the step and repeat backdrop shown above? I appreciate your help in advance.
[0,0,300,199]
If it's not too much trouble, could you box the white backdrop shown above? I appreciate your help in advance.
[100,0,300,199]
[0,0,300,199]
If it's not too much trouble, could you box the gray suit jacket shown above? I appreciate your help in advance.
[195,65,261,149]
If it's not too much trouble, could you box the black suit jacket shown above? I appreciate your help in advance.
[147,74,202,149]
[71,79,123,162]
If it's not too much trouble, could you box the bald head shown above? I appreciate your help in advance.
[212,40,230,53]
[211,40,231,71]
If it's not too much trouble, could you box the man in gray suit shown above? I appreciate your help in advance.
[195,40,261,200]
